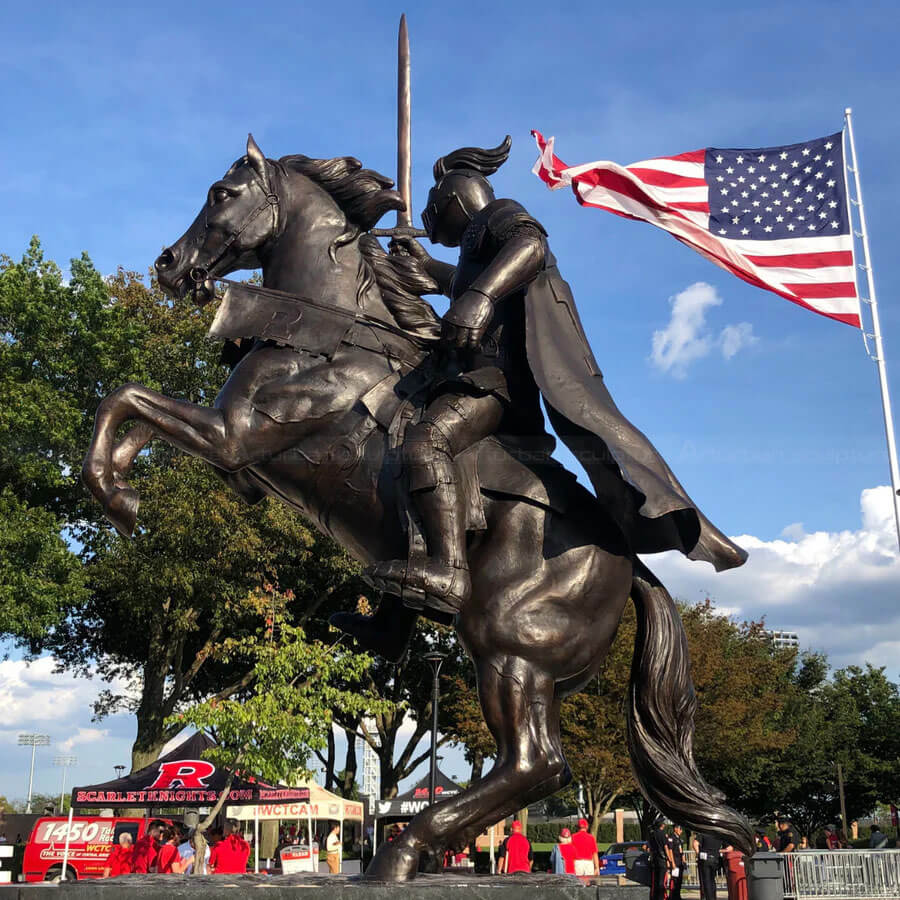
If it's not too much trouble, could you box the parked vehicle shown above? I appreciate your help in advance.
[23,816,171,882]
[599,840,647,876]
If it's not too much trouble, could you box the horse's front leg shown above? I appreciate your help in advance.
[82,382,256,536]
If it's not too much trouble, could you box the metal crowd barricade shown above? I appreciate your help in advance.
[781,849,900,899]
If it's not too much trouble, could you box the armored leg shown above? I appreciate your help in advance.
[376,392,504,613]
[333,391,503,656]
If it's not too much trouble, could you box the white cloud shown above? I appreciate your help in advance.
[0,656,137,800]
[647,485,900,677]
[58,727,109,753]
[650,282,757,378]
[719,321,757,360]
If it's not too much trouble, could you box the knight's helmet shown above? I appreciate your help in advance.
[422,136,512,246]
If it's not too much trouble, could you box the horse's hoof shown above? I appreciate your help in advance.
[106,488,140,538]
[362,841,420,882]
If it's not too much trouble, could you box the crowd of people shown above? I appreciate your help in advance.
[101,818,251,878]
[496,818,601,876]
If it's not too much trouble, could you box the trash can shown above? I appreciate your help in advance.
[723,850,748,900]
[746,852,784,900]
[623,848,651,886]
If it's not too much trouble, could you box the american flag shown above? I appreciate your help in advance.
[532,130,860,327]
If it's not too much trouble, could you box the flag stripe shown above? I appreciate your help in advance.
[746,251,854,269]
[627,158,706,178]
[784,281,858,299]
[627,167,708,188]
[532,130,861,329]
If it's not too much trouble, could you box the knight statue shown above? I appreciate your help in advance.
[332,136,747,658]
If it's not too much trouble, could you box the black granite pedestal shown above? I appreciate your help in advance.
[14,873,648,900]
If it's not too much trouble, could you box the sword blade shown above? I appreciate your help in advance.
[397,14,412,228]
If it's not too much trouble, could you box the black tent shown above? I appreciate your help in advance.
[70,732,309,809]
[370,768,462,818]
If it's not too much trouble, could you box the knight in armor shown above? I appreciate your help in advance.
[334,137,746,658]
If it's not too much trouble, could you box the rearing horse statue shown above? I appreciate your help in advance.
[83,135,752,880]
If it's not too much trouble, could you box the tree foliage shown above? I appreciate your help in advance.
[171,589,387,785]
[2,240,368,772]
[763,658,900,836]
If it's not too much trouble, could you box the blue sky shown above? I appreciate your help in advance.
[2,0,899,802]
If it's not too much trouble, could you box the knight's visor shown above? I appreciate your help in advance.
[422,201,438,235]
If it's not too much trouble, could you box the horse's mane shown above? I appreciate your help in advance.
[277,154,440,341]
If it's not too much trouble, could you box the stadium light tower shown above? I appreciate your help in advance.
[53,755,77,812]
[18,733,51,814]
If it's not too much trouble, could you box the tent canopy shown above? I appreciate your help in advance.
[70,732,310,809]
[227,780,364,822]
[370,768,462,818]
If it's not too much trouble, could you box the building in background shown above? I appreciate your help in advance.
[767,630,800,651]
[358,729,380,802]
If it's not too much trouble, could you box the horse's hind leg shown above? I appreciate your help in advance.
[364,657,569,881]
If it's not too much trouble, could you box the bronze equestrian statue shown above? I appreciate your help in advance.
[82,134,753,880]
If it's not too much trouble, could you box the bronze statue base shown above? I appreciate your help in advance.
[15,873,647,900]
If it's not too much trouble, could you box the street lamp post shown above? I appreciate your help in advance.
[18,734,50,814]
[422,652,447,807]
[53,756,77,812]
[114,765,126,779]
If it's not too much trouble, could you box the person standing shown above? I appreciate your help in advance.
[692,832,727,900]
[132,819,165,874]
[174,830,211,875]
[869,825,889,849]
[209,819,251,874]
[776,818,799,853]
[665,825,685,900]
[326,824,342,874]
[102,832,134,878]
[549,828,576,875]
[571,818,599,878]
[648,819,669,900]
[754,830,773,852]
[497,821,533,874]
[154,826,180,873]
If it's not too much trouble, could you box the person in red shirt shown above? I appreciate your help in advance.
[132,820,165,874]
[550,828,577,874]
[102,832,134,878]
[209,819,251,874]
[571,818,599,878]
[154,826,180,874]
[498,821,533,874]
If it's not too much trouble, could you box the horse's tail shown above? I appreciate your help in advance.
[626,558,754,854]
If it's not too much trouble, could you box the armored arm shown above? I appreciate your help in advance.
[463,231,545,303]
[389,236,455,296]
[442,229,545,350]
[424,258,456,296]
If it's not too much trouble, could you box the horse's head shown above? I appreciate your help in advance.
[156,134,280,304]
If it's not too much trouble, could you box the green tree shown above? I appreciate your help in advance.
[351,620,472,800]
[0,490,85,640]
[2,240,367,771]
[552,599,794,837]
[766,659,900,836]
[170,588,388,871]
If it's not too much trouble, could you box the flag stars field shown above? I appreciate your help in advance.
[532,129,861,327]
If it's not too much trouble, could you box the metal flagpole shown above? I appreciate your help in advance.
[844,108,900,551]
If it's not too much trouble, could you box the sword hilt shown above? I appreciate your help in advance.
[370,225,428,238]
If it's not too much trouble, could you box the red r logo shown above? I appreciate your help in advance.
[147,760,216,790]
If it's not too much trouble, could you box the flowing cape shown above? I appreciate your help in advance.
[524,261,747,571]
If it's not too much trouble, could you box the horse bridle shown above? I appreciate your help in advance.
[189,160,281,289]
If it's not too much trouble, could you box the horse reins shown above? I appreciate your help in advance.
[189,163,281,289]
